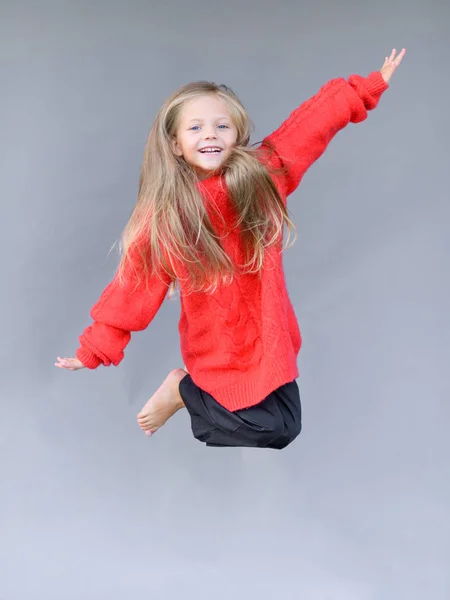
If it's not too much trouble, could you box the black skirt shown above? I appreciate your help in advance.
[179,374,302,449]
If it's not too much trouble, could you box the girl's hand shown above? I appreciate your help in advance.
[55,356,86,371]
[380,48,406,84]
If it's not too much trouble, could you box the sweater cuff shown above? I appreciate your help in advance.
[76,346,103,369]
[365,70,389,96]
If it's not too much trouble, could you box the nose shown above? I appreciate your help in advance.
[204,128,217,139]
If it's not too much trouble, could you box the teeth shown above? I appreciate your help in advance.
[200,148,221,153]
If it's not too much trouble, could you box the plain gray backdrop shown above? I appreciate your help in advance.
[1,0,449,598]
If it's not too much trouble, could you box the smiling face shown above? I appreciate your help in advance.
[172,94,238,180]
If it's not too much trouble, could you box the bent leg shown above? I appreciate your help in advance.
[263,381,302,449]
[179,375,302,449]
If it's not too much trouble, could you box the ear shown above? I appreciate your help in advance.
[172,137,183,157]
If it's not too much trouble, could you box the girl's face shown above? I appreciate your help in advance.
[173,95,238,180]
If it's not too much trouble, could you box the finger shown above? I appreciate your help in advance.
[66,360,82,368]
[395,48,406,65]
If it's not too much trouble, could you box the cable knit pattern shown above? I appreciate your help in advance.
[76,71,388,411]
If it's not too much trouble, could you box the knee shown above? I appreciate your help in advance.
[273,413,302,450]
[287,402,303,441]
[286,392,302,444]
[289,416,302,442]
[254,414,287,447]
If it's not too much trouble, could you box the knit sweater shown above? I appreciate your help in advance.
[76,71,389,411]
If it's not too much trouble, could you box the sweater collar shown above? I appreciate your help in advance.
[196,173,227,202]
[196,173,222,190]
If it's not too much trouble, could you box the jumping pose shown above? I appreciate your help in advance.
[55,49,406,449]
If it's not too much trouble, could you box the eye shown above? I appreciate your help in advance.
[218,125,229,129]
[189,125,200,131]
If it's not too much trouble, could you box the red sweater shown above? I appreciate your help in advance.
[76,71,388,411]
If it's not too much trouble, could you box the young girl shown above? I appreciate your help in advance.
[55,49,405,449]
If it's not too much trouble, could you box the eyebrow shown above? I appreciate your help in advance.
[187,116,231,123]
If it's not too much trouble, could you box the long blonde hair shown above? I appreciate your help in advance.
[116,81,297,296]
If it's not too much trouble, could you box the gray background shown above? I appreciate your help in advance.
[1,0,449,598]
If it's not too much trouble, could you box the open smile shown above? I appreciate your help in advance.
[199,147,223,154]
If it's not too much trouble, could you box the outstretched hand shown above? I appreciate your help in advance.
[55,356,86,371]
[380,48,406,84]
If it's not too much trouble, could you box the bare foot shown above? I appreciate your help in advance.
[137,368,187,437]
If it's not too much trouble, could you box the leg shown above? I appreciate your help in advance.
[180,375,302,449]
[137,368,188,436]
[263,381,302,449]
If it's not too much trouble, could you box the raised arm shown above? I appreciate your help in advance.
[261,49,405,197]
[261,71,387,196]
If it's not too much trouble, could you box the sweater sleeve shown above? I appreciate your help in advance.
[75,249,172,369]
[261,71,389,197]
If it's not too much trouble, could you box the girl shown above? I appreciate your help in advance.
[55,49,406,449]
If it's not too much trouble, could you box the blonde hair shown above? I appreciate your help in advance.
[116,81,297,296]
